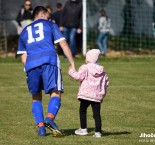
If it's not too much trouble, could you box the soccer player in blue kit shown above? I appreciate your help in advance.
[17,6,75,137]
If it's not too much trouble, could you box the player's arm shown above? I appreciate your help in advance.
[52,23,75,70]
[59,40,75,70]
[68,65,86,81]
[21,53,27,65]
[17,35,27,66]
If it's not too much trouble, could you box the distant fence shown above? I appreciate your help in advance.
[87,0,155,51]
[1,0,155,57]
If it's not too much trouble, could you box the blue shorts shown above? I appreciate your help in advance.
[26,64,64,95]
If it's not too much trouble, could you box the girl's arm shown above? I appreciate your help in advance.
[100,73,109,98]
[68,65,87,81]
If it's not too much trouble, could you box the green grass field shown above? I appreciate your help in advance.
[0,56,155,145]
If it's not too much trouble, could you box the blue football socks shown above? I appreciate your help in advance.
[47,97,61,120]
[32,101,44,125]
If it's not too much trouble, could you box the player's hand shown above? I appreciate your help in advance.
[69,64,76,71]
[77,28,82,34]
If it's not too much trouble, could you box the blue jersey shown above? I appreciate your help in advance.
[17,19,65,72]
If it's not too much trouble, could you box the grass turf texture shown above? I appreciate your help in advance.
[0,56,155,145]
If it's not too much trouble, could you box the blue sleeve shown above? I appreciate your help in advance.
[17,36,26,54]
[52,23,65,44]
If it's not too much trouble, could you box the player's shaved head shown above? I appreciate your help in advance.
[32,6,49,20]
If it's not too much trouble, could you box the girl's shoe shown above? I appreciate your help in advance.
[93,132,102,138]
[75,128,88,135]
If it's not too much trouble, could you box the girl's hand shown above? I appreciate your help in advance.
[69,65,76,71]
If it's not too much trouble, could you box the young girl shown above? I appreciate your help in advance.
[68,49,109,137]
[97,9,110,56]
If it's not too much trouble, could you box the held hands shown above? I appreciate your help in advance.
[68,65,76,77]
[69,63,76,72]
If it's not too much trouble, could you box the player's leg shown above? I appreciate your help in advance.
[75,99,89,135]
[44,91,62,137]
[46,91,61,121]
[42,64,63,136]
[27,67,46,136]
[32,93,46,136]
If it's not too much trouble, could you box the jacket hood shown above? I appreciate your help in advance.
[87,63,104,76]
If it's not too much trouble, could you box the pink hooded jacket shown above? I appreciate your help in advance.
[69,63,109,103]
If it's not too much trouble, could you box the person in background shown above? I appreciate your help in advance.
[97,9,110,56]
[16,0,33,35]
[152,22,155,38]
[45,5,53,21]
[51,3,63,55]
[52,3,63,27]
[68,49,109,138]
[60,0,82,58]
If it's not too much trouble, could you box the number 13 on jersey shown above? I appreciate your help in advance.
[27,22,44,44]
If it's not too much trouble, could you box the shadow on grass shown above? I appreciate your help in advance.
[61,128,131,136]
[103,131,131,136]
[46,133,52,136]
[61,128,94,136]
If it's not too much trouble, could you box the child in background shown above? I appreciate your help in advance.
[68,49,109,137]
